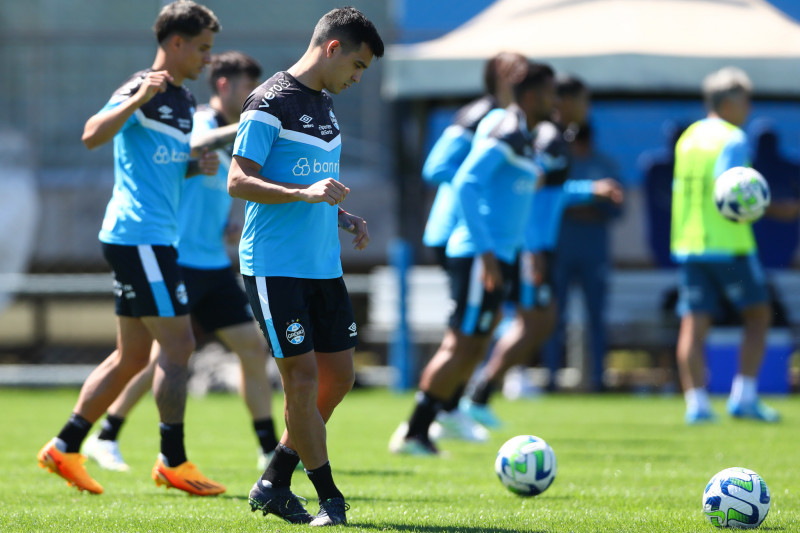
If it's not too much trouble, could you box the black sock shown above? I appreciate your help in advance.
[253,418,278,454]
[470,378,497,405]
[159,423,187,466]
[406,391,443,441]
[57,413,93,453]
[441,384,465,412]
[97,414,126,442]
[306,461,343,502]
[262,443,300,488]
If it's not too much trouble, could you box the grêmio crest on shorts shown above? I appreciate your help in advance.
[234,71,344,279]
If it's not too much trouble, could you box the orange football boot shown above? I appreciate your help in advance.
[152,454,226,496]
[38,438,103,494]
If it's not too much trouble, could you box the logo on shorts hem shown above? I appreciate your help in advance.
[348,322,357,337]
[175,283,188,306]
[479,311,493,332]
[537,284,552,306]
[286,321,305,345]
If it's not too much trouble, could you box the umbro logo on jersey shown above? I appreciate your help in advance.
[299,114,314,129]
[348,322,357,337]
[158,105,173,120]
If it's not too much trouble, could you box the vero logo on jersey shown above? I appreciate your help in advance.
[258,78,292,108]
[292,157,339,177]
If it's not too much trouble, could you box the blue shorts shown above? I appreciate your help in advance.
[446,256,515,336]
[677,256,768,317]
[102,243,189,318]
[242,275,358,358]
[181,266,252,333]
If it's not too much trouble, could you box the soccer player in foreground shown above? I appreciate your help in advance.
[671,67,779,424]
[390,62,556,456]
[227,7,383,526]
[83,51,280,474]
[37,0,225,496]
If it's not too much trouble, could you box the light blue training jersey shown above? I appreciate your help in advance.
[234,71,342,278]
[525,121,595,252]
[422,96,499,248]
[176,105,234,269]
[98,69,195,246]
[446,106,538,264]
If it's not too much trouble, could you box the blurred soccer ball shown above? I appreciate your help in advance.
[495,435,556,496]
[713,166,770,223]
[703,467,770,528]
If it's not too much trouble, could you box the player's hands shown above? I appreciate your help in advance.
[197,148,220,176]
[135,70,173,105]
[531,251,548,286]
[592,178,624,205]
[224,221,242,244]
[481,252,503,293]
[766,199,800,221]
[338,210,369,250]
[301,178,350,205]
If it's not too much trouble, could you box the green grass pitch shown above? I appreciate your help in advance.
[1,387,798,532]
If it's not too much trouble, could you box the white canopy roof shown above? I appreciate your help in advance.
[383,0,800,98]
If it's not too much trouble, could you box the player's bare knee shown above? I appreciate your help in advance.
[330,370,355,396]
[283,372,318,401]
[234,344,267,369]
[743,303,771,330]
[161,335,196,362]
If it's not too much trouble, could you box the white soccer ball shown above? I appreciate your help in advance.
[495,435,556,496]
[713,166,771,223]
[703,467,770,528]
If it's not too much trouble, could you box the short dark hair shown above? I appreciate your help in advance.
[484,52,528,95]
[556,74,587,98]
[208,51,262,95]
[513,61,555,101]
[311,6,384,59]
[154,0,220,44]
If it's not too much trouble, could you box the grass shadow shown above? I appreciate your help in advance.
[337,468,416,477]
[350,521,546,533]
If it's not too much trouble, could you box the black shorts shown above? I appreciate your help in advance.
[181,266,252,333]
[508,251,555,310]
[242,275,358,358]
[102,243,190,318]
[447,256,515,336]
